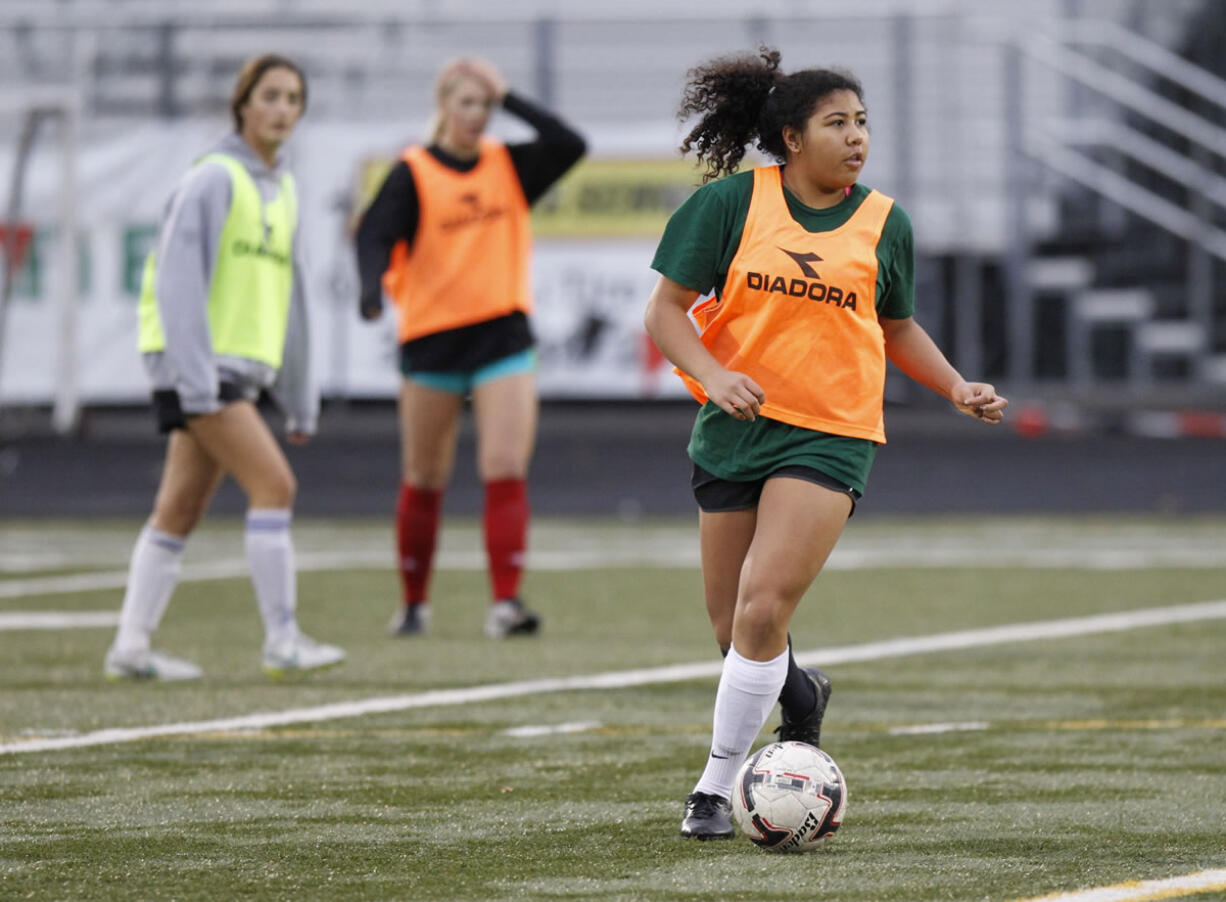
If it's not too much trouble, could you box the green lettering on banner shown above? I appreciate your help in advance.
[123,225,158,297]
[10,229,92,300]
[11,230,41,301]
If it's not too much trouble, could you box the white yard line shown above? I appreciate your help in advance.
[791,599,1226,668]
[5,542,1226,602]
[2,599,1223,756]
[0,551,389,600]
[503,721,602,738]
[0,571,132,599]
[888,721,990,736]
[1012,868,1226,902]
[0,611,119,630]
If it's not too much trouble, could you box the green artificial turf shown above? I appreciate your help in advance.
[1,516,1224,901]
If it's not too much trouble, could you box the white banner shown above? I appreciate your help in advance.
[0,120,691,405]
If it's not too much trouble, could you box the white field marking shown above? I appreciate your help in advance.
[792,599,1226,668]
[826,547,1226,570]
[6,541,1226,602]
[0,611,119,631]
[6,517,1226,579]
[0,551,390,600]
[1012,868,1226,902]
[502,721,602,738]
[887,721,990,736]
[2,599,1224,757]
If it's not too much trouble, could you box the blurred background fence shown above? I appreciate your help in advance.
[1,0,1223,439]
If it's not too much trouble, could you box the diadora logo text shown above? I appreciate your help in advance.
[744,246,858,310]
[440,192,508,231]
[231,238,290,266]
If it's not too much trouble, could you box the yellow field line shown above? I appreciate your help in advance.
[1013,868,1226,902]
[886,719,1226,735]
[1037,719,1226,731]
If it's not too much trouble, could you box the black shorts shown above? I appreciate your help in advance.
[152,381,245,434]
[400,311,534,374]
[690,462,860,515]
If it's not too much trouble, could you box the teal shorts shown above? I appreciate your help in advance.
[404,348,538,395]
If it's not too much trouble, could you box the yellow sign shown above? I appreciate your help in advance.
[352,155,712,239]
[531,158,707,238]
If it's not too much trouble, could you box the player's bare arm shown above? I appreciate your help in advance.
[879,314,1008,424]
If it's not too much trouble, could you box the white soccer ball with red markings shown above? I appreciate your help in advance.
[732,741,847,852]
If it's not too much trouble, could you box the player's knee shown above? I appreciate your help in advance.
[404,464,449,489]
[736,586,796,637]
[250,469,297,509]
[151,495,206,536]
[272,470,298,508]
[477,453,527,482]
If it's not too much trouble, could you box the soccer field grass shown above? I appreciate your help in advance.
[2,516,1225,902]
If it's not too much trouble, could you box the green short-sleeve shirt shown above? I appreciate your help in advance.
[650,171,916,495]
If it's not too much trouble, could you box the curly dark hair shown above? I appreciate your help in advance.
[679,46,864,182]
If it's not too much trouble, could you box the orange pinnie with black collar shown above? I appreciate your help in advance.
[382,138,532,343]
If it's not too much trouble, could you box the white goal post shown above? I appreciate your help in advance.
[0,87,81,435]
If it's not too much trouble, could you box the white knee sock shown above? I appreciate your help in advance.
[693,645,789,799]
[112,525,186,654]
[245,509,298,648]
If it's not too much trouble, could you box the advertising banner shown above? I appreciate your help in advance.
[0,121,696,406]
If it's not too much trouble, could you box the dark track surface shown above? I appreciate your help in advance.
[2,402,1224,518]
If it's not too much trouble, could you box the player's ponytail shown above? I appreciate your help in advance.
[679,46,781,183]
[679,46,865,183]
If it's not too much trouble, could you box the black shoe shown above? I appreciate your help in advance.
[389,603,430,637]
[680,791,735,840]
[775,667,832,747]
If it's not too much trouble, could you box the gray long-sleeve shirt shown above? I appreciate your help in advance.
[143,132,317,434]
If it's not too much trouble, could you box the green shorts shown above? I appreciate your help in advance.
[403,348,538,395]
[686,401,878,496]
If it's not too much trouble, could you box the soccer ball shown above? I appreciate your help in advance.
[732,741,847,852]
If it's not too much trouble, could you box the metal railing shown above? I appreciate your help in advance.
[1003,18,1226,395]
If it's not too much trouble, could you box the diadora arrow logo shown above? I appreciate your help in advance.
[779,248,822,279]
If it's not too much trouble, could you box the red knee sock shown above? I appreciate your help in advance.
[397,484,442,606]
[484,478,528,602]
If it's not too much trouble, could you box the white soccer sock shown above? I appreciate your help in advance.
[112,524,187,654]
[693,645,789,800]
[244,508,298,648]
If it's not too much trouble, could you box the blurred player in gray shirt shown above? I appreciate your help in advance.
[104,54,345,681]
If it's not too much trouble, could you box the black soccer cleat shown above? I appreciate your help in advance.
[680,791,735,840]
[389,602,430,637]
[775,667,833,747]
